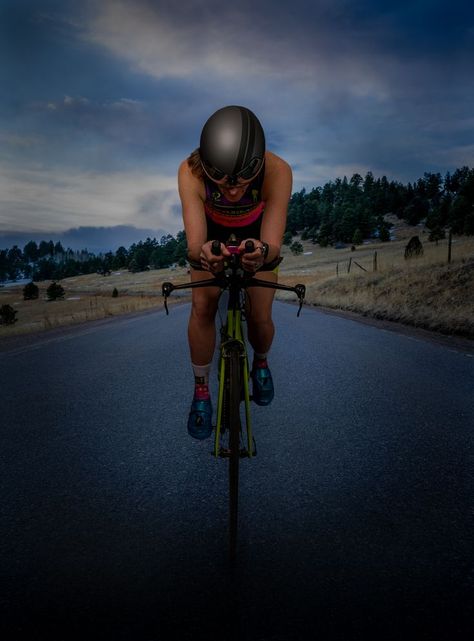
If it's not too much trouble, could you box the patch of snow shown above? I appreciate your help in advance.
[0,278,30,288]
[303,252,313,255]
[66,296,81,300]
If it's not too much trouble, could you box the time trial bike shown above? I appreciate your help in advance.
[162,237,305,560]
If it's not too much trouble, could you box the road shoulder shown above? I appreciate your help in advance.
[310,303,474,355]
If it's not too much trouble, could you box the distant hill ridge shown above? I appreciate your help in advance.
[0,225,169,255]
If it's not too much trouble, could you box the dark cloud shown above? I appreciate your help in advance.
[1,0,473,233]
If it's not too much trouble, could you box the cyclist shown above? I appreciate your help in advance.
[178,105,292,439]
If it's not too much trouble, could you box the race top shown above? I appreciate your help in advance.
[203,165,265,229]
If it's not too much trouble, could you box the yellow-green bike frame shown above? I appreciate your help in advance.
[215,305,253,458]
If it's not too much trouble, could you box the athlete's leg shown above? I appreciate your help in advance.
[246,270,278,406]
[187,269,221,439]
[188,269,221,365]
[245,270,277,354]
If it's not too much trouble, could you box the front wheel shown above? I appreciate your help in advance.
[227,347,242,561]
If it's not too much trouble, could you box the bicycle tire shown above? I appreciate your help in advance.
[227,346,242,561]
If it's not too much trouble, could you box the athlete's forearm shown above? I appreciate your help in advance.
[262,241,281,264]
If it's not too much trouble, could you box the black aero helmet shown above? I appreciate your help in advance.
[199,106,265,185]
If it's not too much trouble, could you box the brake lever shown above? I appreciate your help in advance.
[162,282,174,315]
[295,284,306,317]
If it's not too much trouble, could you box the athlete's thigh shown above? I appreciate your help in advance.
[190,268,221,315]
[245,270,277,322]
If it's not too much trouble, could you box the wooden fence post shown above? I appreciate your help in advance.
[336,262,339,277]
[373,250,378,272]
[347,257,352,273]
[448,229,452,264]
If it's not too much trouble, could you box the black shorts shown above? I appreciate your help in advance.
[188,217,282,272]
[187,255,282,272]
[205,217,263,245]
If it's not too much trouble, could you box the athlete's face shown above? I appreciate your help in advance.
[212,176,253,200]
[201,158,263,199]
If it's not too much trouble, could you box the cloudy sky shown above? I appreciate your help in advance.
[1,0,473,249]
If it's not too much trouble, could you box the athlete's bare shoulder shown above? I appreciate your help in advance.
[264,151,292,178]
[262,151,292,201]
[178,158,205,201]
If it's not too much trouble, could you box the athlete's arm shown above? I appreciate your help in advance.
[178,160,229,271]
[260,152,292,262]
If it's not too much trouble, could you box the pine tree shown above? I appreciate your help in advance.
[428,227,446,245]
[47,281,65,301]
[23,281,39,300]
[352,228,363,245]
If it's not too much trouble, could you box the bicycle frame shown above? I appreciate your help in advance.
[215,271,253,459]
[162,254,305,454]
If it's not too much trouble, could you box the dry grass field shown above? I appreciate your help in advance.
[1,220,473,340]
[278,222,474,338]
[0,266,191,338]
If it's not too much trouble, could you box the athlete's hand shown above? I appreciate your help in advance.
[238,238,265,272]
[200,240,231,273]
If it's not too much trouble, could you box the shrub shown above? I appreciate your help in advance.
[404,236,424,259]
[23,281,39,300]
[0,304,18,325]
[47,281,65,301]
[112,287,118,298]
[290,241,304,256]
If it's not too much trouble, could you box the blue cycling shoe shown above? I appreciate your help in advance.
[187,386,213,439]
[251,360,274,406]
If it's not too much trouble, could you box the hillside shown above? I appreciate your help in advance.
[1,229,473,340]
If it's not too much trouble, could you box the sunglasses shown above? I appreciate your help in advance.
[201,156,264,185]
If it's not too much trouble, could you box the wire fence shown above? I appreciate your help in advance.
[335,233,455,277]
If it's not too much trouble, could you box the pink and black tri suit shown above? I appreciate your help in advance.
[190,164,281,271]
[203,166,266,244]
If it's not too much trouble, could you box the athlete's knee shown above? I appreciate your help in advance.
[248,316,274,334]
[247,304,274,325]
[191,296,218,324]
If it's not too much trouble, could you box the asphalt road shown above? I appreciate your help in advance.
[1,303,473,641]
